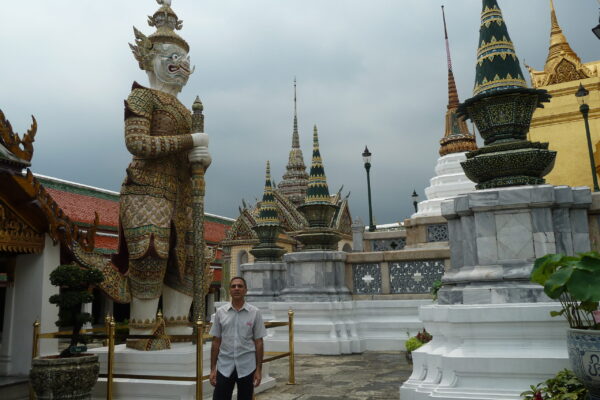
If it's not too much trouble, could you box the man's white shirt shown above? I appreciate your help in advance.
[209,302,267,378]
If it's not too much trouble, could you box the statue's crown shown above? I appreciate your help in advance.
[130,0,190,70]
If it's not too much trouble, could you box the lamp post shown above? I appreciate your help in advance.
[412,189,419,214]
[362,146,376,232]
[575,83,600,192]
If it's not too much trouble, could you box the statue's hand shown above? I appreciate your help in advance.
[191,132,209,147]
[189,146,212,167]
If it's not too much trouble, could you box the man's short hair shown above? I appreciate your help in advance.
[230,276,247,288]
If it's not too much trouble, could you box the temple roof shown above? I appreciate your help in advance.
[278,79,309,206]
[526,0,594,88]
[473,0,527,96]
[439,5,477,156]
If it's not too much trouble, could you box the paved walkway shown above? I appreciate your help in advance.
[256,351,412,400]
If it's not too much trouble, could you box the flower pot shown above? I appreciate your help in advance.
[566,328,600,400]
[30,354,99,400]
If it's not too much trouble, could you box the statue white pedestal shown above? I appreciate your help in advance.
[90,343,275,399]
[400,303,569,400]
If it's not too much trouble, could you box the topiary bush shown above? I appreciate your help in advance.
[405,337,424,353]
[49,264,103,357]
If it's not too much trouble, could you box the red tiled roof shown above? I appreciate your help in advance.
[46,188,119,228]
[205,220,231,243]
[94,235,119,251]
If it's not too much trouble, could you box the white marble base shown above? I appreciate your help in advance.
[263,300,431,355]
[90,342,275,399]
[413,152,475,218]
[400,303,570,400]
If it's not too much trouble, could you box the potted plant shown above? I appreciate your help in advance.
[530,252,600,400]
[29,264,104,399]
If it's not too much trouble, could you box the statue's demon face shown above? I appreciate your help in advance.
[152,43,192,88]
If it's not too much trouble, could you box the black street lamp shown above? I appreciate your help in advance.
[575,83,600,192]
[412,189,419,213]
[362,146,376,232]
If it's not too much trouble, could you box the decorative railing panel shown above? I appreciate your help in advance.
[390,260,444,294]
[427,224,449,242]
[371,238,406,251]
[352,263,382,294]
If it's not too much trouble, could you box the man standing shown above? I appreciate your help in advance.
[210,277,267,400]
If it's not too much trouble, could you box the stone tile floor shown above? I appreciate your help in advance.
[256,351,412,400]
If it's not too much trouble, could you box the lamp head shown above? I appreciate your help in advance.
[576,83,590,106]
[362,146,372,164]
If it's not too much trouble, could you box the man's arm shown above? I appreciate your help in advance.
[253,338,264,387]
[209,337,221,387]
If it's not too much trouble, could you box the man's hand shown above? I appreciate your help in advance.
[253,370,262,387]
[209,369,217,387]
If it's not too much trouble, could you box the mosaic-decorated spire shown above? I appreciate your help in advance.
[304,125,331,205]
[439,5,477,156]
[473,0,527,96]
[546,0,577,65]
[278,79,309,206]
[256,161,279,226]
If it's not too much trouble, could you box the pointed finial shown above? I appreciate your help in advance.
[256,160,279,226]
[292,78,300,149]
[473,0,527,96]
[191,96,204,133]
[441,5,459,109]
[304,124,332,205]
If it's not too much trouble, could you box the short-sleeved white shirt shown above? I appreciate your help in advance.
[209,302,267,378]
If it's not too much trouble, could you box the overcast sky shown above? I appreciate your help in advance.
[1,0,599,224]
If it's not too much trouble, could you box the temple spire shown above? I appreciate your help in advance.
[304,125,331,205]
[278,78,309,206]
[442,5,459,109]
[546,0,580,68]
[256,161,279,226]
[292,77,299,148]
[473,0,527,96]
[439,5,477,156]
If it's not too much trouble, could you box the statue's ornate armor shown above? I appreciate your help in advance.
[119,82,194,300]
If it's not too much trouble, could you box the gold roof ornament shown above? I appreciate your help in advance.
[526,0,593,88]
[130,0,190,72]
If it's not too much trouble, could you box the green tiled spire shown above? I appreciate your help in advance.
[255,161,279,226]
[304,125,331,205]
[473,0,527,96]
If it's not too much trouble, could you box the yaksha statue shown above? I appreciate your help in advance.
[88,0,211,351]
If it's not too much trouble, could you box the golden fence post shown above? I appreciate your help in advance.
[196,318,203,400]
[30,320,40,400]
[106,315,115,400]
[31,320,40,360]
[287,309,296,385]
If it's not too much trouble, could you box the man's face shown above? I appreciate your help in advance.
[229,279,247,300]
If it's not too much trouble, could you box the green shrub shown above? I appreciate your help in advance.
[405,337,424,353]
[521,369,587,400]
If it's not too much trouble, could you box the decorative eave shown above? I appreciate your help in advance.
[526,0,594,88]
[0,110,99,256]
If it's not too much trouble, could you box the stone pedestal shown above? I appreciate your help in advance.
[91,343,275,399]
[279,251,351,302]
[400,303,569,400]
[239,261,285,302]
[438,185,591,305]
[400,185,591,399]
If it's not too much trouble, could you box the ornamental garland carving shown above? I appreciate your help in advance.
[0,109,37,162]
[0,202,44,253]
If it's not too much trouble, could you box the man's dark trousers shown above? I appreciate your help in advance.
[212,368,254,400]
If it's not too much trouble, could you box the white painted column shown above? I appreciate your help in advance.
[0,235,59,376]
